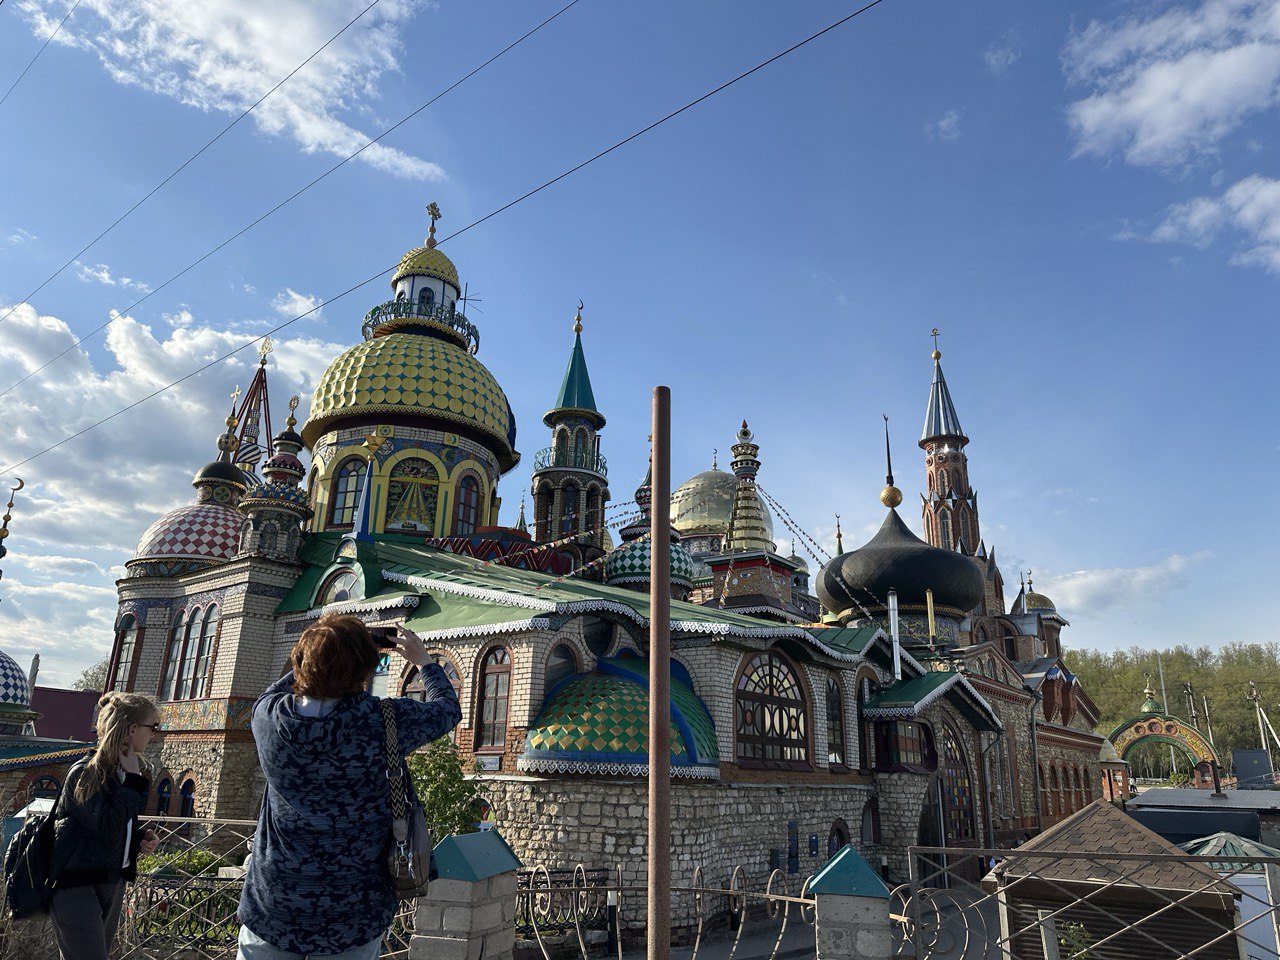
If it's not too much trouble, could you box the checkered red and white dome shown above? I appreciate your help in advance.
[133,504,243,563]
[0,650,31,709]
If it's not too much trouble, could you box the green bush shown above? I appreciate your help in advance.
[407,737,487,837]
[139,847,224,876]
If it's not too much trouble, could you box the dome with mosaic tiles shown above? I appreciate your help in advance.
[393,244,459,290]
[605,534,695,590]
[518,654,719,779]
[302,331,518,471]
[0,649,31,711]
[131,504,243,567]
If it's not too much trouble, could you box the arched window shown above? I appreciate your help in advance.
[418,287,435,310]
[1083,766,1094,803]
[192,606,219,699]
[179,779,196,818]
[586,488,601,537]
[29,776,59,801]
[476,647,511,752]
[176,608,202,701]
[260,524,278,554]
[829,818,852,857]
[573,428,588,466]
[826,676,846,769]
[454,475,480,535]
[328,458,366,528]
[317,569,359,606]
[385,458,439,534]
[581,616,614,657]
[560,483,578,536]
[111,614,138,692]
[161,615,185,701]
[546,644,578,692]
[940,726,976,842]
[534,483,553,540]
[857,672,878,772]
[860,798,881,845]
[1071,766,1083,812]
[156,778,172,816]
[1048,766,1060,817]
[938,510,952,550]
[940,469,950,495]
[396,290,406,302]
[554,430,568,463]
[735,650,810,770]
[405,656,461,742]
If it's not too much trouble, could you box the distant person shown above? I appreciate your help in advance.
[237,615,461,960]
[49,692,161,960]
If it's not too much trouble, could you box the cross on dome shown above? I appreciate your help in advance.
[426,201,442,248]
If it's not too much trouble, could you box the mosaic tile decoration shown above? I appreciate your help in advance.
[134,504,243,562]
[0,651,31,707]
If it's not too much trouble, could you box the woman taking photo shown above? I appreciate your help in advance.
[237,614,461,960]
[50,691,161,960]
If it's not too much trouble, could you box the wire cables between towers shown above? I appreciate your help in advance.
[0,0,82,108]
[0,0,892,476]
[0,0,587,400]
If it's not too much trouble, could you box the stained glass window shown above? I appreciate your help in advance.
[111,614,137,691]
[329,458,365,528]
[318,569,359,606]
[455,475,480,535]
[940,726,975,842]
[477,647,510,751]
[826,676,846,768]
[735,651,810,770]
[385,458,439,534]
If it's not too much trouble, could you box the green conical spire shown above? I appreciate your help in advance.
[545,303,604,427]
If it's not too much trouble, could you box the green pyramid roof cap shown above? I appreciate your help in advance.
[809,844,890,898]
[432,829,522,882]
[553,332,598,415]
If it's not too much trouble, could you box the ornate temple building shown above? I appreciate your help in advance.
[80,215,1107,885]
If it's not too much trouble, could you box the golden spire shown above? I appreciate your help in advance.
[425,201,442,249]
[931,327,941,361]
[258,336,274,366]
[835,514,843,554]
[286,394,300,430]
[880,414,903,508]
[0,478,24,545]
[573,299,584,334]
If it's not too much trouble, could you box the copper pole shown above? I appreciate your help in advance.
[648,386,672,960]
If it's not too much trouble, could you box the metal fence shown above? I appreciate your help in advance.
[891,846,1280,960]
[0,815,416,960]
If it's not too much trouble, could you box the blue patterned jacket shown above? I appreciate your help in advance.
[237,665,461,954]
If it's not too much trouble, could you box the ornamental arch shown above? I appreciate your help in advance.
[1109,692,1220,779]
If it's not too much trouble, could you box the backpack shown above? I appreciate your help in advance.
[3,780,66,918]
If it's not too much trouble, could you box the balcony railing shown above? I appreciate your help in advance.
[362,299,480,355]
[533,447,608,477]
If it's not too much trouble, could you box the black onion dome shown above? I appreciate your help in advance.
[274,426,304,448]
[817,509,983,616]
[193,460,249,488]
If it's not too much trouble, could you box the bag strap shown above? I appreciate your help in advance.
[380,699,406,822]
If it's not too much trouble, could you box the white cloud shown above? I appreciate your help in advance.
[1153,173,1280,268]
[272,288,325,321]
[6,227,37,245]
[1063,0,1280,167]
[13,0,444,181]
[74,260,152,293]
[1031,553,1208,620]
[0,300,346,684]
[926,109,963,142]
[984,30,1022,75]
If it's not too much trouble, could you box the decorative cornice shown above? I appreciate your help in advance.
[516,758,719,780]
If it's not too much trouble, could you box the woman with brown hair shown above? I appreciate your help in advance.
[49,691,161,960]
[236,614,461,960]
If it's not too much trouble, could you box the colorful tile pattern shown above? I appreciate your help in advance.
[134,504,243,563]
[0,651,31,708]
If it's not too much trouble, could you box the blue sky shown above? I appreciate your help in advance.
[0,0,1272,686]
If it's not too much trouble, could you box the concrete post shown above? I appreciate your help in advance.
[810,844,892,960]
[411,831,522,960]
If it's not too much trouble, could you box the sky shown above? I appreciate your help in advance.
[0,0,1273,687]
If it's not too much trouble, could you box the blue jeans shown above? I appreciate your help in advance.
[236,925,383,960]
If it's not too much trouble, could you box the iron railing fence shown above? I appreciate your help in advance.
[517,863,817,960]
[892,845,1280,960]
[0,815,416,960]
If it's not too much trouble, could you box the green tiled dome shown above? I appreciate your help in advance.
[302,331,518,470]
[518,657,719,779]
[604,536,695,589]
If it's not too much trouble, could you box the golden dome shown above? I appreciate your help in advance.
[393,245,460,290]
[302,332,518,471]
[671,468,773,543]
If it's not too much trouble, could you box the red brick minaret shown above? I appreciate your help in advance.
[919,330,980,554]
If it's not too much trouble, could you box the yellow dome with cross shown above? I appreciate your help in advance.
[393,245,459,290]
[302,331,518,471]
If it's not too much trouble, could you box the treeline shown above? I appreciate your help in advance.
[1064,642,1280,780]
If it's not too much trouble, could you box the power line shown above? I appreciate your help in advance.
[0,0,586,398]
[0,0,387,326]
[0,0,82,108]
[0,0,892,476]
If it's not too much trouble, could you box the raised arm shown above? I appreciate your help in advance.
[392,626,463,752]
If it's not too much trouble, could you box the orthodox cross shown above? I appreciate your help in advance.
[230,384,242,406]
[426,202,442,246]
[931,328,941,351]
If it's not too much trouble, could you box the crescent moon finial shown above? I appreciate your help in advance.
[10,478,24,493]
[573,300,584,334]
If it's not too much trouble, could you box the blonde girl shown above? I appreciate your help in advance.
[49,692,161,960]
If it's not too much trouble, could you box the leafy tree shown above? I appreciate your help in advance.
[407,737,486,837]
[73,656,109,692]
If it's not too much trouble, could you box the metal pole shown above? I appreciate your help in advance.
[648,386,672,960]
[1157,653,1175,776]
[1202,695,1216,748]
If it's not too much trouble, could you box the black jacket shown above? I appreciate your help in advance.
[50,755,150,888]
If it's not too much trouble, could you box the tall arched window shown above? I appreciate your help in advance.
[858,672,878,772]
[860,799,881,844]
[176,608,202,700]
[940,726,976,843]
[111,614,138,691]
[939,469,950,495]
[1048,766,1060,817]
[826,676,846,769]
[179,779,196,818]
[476,647,511,752]
[192,606,219,699]
[573,428,588,466]
[938,510,952,549]
[385,458,439,534]
[534,483,552,540]
[560,483,578,536]
[546,644,578,691]
[454,475,480,535]
[156,778,172,816]
[161,616,185,700]
[586,488,601,537]
[735,650,810,770]
[554,430,568,463]
[328,458,366,528]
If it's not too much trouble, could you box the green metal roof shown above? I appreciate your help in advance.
[432,829,522,882]
[553,331,598,414]
[863,671,960,717]
[1179,831,1280,871]
[809,844,890,899]
[801,626,881,657]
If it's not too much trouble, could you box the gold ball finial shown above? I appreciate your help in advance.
[931,328,942,360]
[931,349,941,360]
[573,299,583,334]
[425,201,442,249]
[880,484,903,508]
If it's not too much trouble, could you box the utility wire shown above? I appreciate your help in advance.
[0,0,387,326]
[0,0,585,398]
[0,0,82,108]
[0,0,891,475]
